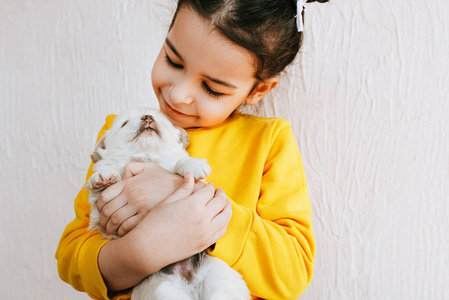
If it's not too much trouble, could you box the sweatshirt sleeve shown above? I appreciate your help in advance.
[55,115,130,300]
[208,121,315,300]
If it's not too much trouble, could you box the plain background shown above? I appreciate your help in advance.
[1,0,448,299]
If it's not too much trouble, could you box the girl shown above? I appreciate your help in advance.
[56,0,329,299]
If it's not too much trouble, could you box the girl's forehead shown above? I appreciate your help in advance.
[167,7,256,80]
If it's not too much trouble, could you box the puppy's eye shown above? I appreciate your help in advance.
[121,121,128,128]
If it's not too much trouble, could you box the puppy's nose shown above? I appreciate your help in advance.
[141,115,154,123]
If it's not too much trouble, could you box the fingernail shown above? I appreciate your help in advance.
[184,172,191,183]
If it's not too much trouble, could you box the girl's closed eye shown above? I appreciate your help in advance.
[165,54,183,70]
[202,82,225,98]
[165,51,225,99]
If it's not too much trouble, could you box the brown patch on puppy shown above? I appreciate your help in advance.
[160,254,201,283]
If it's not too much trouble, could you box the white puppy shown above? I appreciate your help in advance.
[85,107,250,300]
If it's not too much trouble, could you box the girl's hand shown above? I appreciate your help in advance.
[96,162,205,237]
[97,173,232,292]
[133,173,233,270]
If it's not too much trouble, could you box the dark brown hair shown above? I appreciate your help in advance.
[170,0,330,81]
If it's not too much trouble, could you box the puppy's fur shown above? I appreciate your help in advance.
[85,108,250,300]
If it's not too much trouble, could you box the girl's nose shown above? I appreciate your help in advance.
[169,80,194,105]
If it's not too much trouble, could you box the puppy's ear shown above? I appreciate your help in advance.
[90,136,106,163]
[178,127,190,149]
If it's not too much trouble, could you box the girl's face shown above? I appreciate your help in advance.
[151,7,277,129]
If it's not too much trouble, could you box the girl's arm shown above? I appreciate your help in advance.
[98,173,232,292]
[97,171,198,292]
[207,120,315,300]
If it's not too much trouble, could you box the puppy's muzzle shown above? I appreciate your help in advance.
[137,114,159,136]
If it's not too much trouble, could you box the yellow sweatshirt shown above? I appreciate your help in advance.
[56,111,315,300]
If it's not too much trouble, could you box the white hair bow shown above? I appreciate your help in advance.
[296,0,307,32]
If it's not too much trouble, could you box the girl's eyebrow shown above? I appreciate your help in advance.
[203,75,237,89]
[165,37,237,90]
[165,38,183,61]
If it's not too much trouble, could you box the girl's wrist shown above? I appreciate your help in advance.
[98,233,157,292]
[126,223,169,275]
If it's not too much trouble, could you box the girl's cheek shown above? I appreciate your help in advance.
[199,103,220,120]
[195,97,210,111]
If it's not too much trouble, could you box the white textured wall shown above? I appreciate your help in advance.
[1,1,448,299]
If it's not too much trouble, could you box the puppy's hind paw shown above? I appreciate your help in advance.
[86,169,121,191]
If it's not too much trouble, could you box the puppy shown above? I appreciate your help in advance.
[85,107,250,300]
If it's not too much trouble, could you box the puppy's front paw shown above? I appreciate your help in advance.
[175,157,211,180]
[86,169,121,191]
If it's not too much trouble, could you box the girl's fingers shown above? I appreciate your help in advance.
[208,199,233,245]
[97,180,126,212]
[193,180,207,192]
[186,182,216,206]
[205,187,228,218]
[122,162,155,180]
[162,172,195,204]
[104,205,138,236]
[98,195,128,229]
[117,214,141,237]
